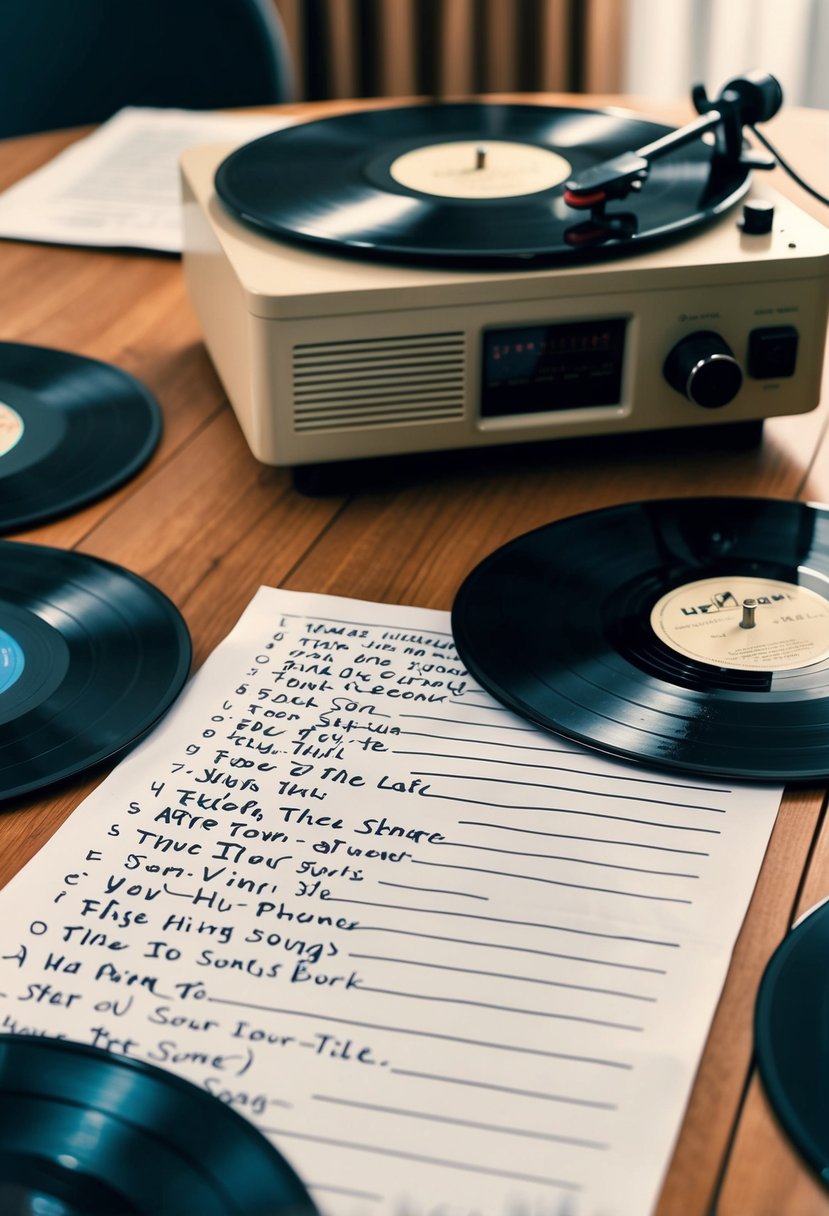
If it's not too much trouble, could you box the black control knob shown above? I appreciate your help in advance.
[663,331,743,409]
[741,199,775,234]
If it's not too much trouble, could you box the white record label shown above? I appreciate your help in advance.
[650,576,829,672]
[0,402,23,457]
[389,140,571,199]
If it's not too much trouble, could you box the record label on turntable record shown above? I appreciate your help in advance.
[388,140,572,199]
[650,576,829,672]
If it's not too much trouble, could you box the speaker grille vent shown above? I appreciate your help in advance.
[292,332,466,432]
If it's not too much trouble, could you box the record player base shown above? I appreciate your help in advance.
[180,141,829,474]
[289,418,765,495]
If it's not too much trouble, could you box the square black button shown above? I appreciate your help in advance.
[747,325,799,379]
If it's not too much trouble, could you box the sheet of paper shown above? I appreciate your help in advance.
[0,588,781,1216]
[0,107,290,252]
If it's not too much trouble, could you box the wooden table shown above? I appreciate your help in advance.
[0,94,827,1215]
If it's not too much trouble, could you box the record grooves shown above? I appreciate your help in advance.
[0,541,191,802]
[451,498,829,781]
[0,1034,318,1215]
[214,102,752,266]
[755,901,829,1183]
[0,342,162,533]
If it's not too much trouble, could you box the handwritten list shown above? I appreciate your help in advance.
[0,588,781,1215]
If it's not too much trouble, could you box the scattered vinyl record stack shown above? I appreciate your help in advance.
[0,347,224,1208]
[0,341,191,803]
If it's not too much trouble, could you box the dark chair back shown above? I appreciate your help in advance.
[0,0,293,139]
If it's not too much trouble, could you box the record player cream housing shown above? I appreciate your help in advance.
[180,143,829,467]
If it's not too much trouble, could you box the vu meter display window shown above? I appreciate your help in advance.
[481,318,627,417]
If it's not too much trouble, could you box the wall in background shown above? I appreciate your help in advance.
[622,0,828,109]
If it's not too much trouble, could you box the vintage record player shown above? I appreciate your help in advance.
[180,73,829,470]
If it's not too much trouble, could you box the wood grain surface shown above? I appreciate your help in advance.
[0,94,827,1215]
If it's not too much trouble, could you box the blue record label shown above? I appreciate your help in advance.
[0,627,24,694]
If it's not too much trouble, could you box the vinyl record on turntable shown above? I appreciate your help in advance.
[451,497,829,781]
[0,1034,318,1215]
[0,342,162,533]
[0,540,191,802]
[214,102,752,266]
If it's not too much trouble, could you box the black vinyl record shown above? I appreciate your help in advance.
[0,1034,318,1215]
[214,102,751,266]
[0,540,191,802]
[451,497,829,782]
[755,901,829,1183]
[0,342,162,533]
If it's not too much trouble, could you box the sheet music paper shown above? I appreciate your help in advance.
[0,588,781,1216]
[0,107,290,252]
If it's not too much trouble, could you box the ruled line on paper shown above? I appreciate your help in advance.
[420,791,723,832]
[352,925,669,974]
[453,699,515,710]
[434,838,702,877]
[400,712,541,732]
[260,1128,584,1191]
[346,954,658,1002]
[456,818,710,855]
[400,728,574,752]
[203,996,635,1069]
[311,1093,612,1150]
[411,768,727,812]
[376,880,490,900]
[349,983,646,1032]
[393,745,733,794]
[397,710,737,775]
[325,898,683,947]
[406,858,695,904]
[387,1068,620,1109]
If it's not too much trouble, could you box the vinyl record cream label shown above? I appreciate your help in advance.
[0,402,23,457]
[389,140,571,199]
[650,576,829,672]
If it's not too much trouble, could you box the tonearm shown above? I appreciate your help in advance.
[563,70,782,211]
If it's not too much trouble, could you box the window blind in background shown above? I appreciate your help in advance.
[272,0,825,107]
[272,0,627,101]
[623,0,828,109]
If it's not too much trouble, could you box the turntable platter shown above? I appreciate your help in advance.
[214,103,752,267]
